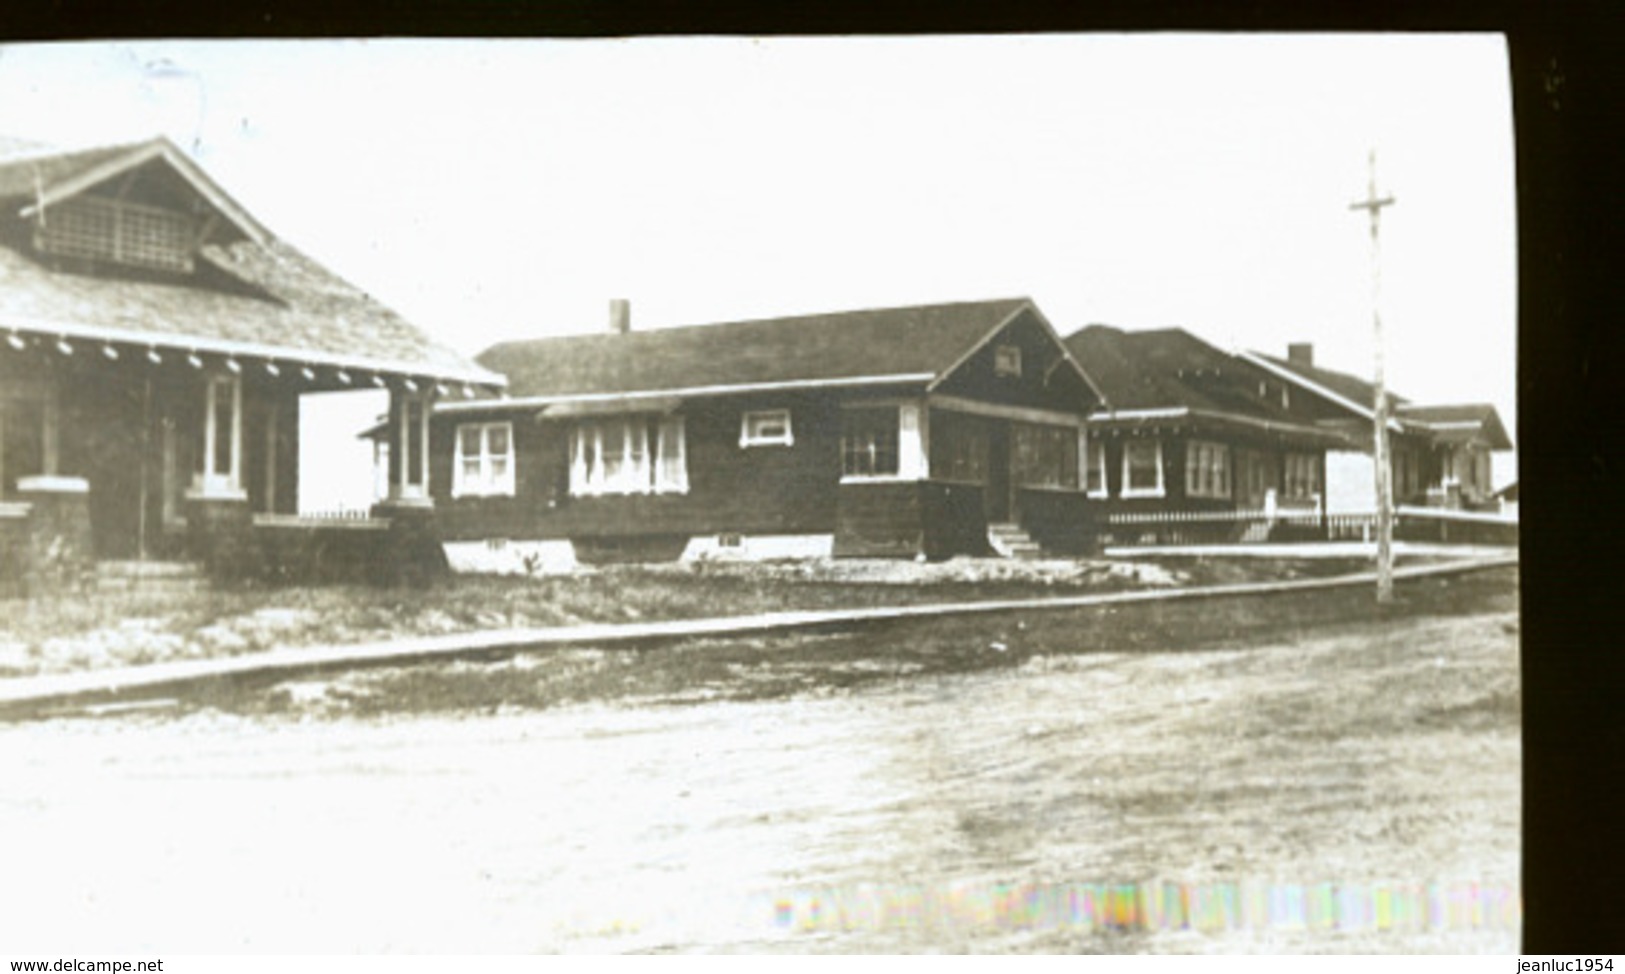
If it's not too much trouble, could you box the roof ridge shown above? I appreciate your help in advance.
[0,135,160,169]
[488,296,1035,350]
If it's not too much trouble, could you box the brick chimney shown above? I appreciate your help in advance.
[609,299,631,335]
[1287,342,1313,368]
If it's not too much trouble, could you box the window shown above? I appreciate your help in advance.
[740,409,793,448]
[1013,423,1080,490]
[1121,439,1164,497]
[1283,452,1320,500]
[36,196,196,274]
[1184,440,1232,499]
[570,416,687,496]
[1085,439,1107,497]
[453,422,516,497]
[994,344,1023,377]
[193,374,241,496]
[931,412,989,483]
[841,408,899,478]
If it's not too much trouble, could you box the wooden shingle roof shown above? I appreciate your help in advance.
[1249,351,1411,412]
[1065,325,1290,416]
[1062,325,1355,446]
[1396,402,1514,449]
[473,298,1041,401]
[0,136,501,386]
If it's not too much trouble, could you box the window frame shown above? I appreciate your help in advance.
[1085,438,1108,498]
[993,344,1023,378]
[839,406,902,482]
[569,415,688,497]
[739,408,794,448]
[1012,422,1081,491]
[1283,451,1321,501]
[452,420,517,498]
[1184,439,1233,500]
[1120,438,1165,498]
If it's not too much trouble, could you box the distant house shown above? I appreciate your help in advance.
[425,298,1104,570]
[1241,344,1513,512]
[0,136,501,587]
[1060,326,1355,541]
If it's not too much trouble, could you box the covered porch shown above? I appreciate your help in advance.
[0,323,481,588]
[833,394,1093,558]
[1084,408,1354,547]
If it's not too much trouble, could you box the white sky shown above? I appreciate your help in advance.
[0,36,1518,502]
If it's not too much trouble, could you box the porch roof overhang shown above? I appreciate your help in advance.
[1087,407,1359,449]
[538,395,684,419]
[0,313,506,392]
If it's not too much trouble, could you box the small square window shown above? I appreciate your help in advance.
[994,344,1023,377]
[740,409,794,447]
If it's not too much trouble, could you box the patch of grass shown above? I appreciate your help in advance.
[197,564,1518,720]
[1,555,1399,677]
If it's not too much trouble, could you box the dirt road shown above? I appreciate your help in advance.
[0,587,1518,953]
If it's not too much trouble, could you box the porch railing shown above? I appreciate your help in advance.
[1102,504,1517,547]
[255,512,391,531]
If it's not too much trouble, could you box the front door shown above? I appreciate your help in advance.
[81,377,150,559]
[986,424,1011,523]
[1235,448,1274,511]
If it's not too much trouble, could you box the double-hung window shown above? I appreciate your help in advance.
[1121,439,1164,498]
[1283,452,1320,501]
[1184,440,1232,499]
[1085,438,1108,497]
[571,416,688,496]
[453,421,515,497]
[841,408,900,478]
[1012,423,1080,490]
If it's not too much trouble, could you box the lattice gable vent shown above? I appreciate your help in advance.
[34,193,197,273]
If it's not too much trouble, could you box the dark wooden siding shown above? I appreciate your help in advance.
[432,391,852,542]
[932,308,1098,415]
[832,480,923,558]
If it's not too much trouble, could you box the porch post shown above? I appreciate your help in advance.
[898,403,926,480]
[264,401,277,514]
[185,371,252,579]
[41,390,58,476]
[229,375,243,492]
[385,386,433,506]
[375,383,445,585]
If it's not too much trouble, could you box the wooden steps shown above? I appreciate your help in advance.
[987,522,1044,560]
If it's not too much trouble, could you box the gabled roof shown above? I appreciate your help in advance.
[0,136,501,386]
[1062,325,1355,446]
[1065,325,1289,416]
[1396,402,1514,449]
[8,137,270,245]
[1243,348,1512,450]
[469,298,1056,403]
[1245,351,1412,412]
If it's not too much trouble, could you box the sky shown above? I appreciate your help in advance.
[0,36,1518,504]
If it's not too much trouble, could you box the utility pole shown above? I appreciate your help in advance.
[1349,149,1396,603]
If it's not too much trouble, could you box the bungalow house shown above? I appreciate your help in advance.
[424,298,1105,570]
[0,135,502,588]
[1240,344,1513,512]
[1060,325,1357,543]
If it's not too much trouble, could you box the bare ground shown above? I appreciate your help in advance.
[0,566,1519,952]
[0,554,1392,677]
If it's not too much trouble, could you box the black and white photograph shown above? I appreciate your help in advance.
[0,35,1520,954]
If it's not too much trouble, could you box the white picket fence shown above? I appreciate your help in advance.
[1103,504,1517,546]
